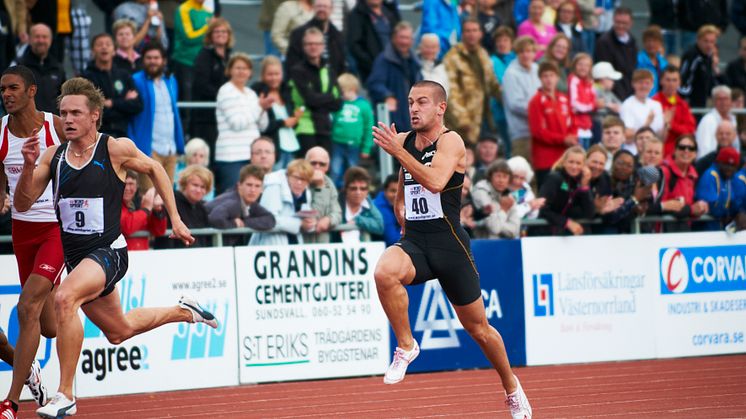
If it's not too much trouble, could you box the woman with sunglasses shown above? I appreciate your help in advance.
[653,134,709,231]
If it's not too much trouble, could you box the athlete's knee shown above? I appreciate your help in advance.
[53,290,79,318]
[463,318,493,346]
[16,295,45,325]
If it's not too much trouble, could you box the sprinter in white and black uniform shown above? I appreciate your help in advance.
[14,78,218,419]
[50,134,128,296]
[372,80,532,419]
[398,131,480,305]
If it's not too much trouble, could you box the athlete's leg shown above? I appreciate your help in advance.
[453,298,517,393]
[373,246,417,350]
[53,259,108,400]
[81,288,192,346]
[5,275,53,403]
[0,330,12,365]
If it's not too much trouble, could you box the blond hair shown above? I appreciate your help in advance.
[204,18,235,48]
[58,78,106,129]
[514,36,537,53]
[286,159,314,182]
[260,55,282,79]
[551,145,586,171]
[179,165,214,194]
[111,19,136,38]
[697,24,720,39]
[337,73,360,93]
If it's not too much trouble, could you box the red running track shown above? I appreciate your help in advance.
[19,354,746,418]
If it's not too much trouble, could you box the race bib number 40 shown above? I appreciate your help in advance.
[404,184,443,221]
[58,197,104,234]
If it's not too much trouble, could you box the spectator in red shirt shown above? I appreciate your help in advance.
[653,65,696,156]
[567,52,596,149]
[121,170,167,250]
[528,60,577,187]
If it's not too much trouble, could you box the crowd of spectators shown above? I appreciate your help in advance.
[1,0,746,248]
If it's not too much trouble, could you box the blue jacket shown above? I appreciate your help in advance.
[373,190,400,246]
[696,165,746,230]
[636,51,668,97]
[490,52,516,122]
[420,0,460,59]
[366,43,422,131]
[128,71,185,156]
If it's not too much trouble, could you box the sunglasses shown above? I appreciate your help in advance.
[676,145,697,152]
[309,161,328,167]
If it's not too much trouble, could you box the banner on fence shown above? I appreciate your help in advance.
[655,233,746,358]
[522,235,657,365]
[399,239,526,372]
[75,248,239,397]
[235,243,389,383]
[0,255,61,401]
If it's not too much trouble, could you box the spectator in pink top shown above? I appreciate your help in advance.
[517,0,557,60]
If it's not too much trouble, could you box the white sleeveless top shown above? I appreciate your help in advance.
[0,113,62,222]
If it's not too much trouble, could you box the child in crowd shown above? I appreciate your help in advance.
[568,53,596,149]
[592,61,622,120]
[600,116,626,171]
[620,69,664,154]
[331,74,374,188]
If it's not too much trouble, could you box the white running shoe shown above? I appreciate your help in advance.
[178,295,218,329]
[383,340,420,384]
[25,360,48,406]
[36,392,76,418]
[505,375,532,419]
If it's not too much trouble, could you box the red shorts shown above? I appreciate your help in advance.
[11,219,64,286]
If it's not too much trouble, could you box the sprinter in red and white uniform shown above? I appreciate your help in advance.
[0,65,65,419]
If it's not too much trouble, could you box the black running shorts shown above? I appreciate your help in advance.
[396,227,481,306]
[67,246,129,298]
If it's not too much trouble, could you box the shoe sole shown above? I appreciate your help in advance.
[382,349,420,385]
[36,405,76,418]
[179,299,218,329]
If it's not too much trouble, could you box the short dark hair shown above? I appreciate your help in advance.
[635,126,656,138]
[493,25,515,42]
[411,80,447,103]
[538,61,559,76]
[141,41,167,58]
[613,6,633,18]
[239,164,266,183]
[662,65,680,74]
[485,159,512,181]
[603,115,625,130]
[125,170,138,181]
[344,166,371,188]
[90,32,113,49]
[2,65,36,89]
[383,174,398,189]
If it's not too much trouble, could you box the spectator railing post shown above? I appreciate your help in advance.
[632,218,641,235]
[376,102,395,181]
[213,231,223,247]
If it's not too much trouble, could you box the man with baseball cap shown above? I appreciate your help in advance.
[695,146,746,230]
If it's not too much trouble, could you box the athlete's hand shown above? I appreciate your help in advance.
[21,129,40,166]
[170,219,195,246]
[372,122,402,158]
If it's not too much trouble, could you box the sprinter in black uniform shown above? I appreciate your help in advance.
[372,81,532,419]
[14,78,218,419]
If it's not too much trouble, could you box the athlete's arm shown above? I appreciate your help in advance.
[14,134,55,212]
[394,168,405,232]
[52,114,67,142]
[373,123,463,193]
[110,137,196,246]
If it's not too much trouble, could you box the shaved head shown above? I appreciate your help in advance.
[411,80,446,104]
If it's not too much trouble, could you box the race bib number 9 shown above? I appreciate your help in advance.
[404,184,443,221]
[58,197,104,234]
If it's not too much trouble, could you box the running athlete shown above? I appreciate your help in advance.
[0,65,66,419]
[14,78,218,418]
[372,81,532,419]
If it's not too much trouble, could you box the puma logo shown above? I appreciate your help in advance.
[92,160,105,170]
